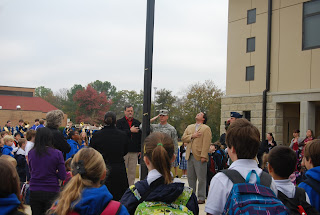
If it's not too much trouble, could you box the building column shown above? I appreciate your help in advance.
[300,101,315,136]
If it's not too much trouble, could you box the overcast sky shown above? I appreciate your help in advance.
[0,0,228,97]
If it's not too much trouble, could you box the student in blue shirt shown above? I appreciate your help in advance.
[1,135,15,157]
[66,130,81,160]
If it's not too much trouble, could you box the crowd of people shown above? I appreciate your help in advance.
[0,106,319,215]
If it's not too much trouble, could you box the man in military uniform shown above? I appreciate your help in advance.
[149,109,179,175]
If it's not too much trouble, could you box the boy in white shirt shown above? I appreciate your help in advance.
[205,118,278,215]
[25,130,36,163]
[268,146,311,203]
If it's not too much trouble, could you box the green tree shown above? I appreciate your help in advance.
[89,80,117,99]
[35,86,53,97]
[154,89,177,112]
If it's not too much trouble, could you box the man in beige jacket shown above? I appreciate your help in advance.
[182,112,212,204]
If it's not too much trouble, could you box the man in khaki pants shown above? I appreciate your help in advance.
[182,112,212,204]
[116,105,141,186]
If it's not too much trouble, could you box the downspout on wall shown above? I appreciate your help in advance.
[262,0,272,142]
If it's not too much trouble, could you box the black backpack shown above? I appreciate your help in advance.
[278,187,320,215]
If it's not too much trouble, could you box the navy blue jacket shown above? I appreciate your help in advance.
[120,178,199,215]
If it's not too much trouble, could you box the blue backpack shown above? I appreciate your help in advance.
[222,169,289,215]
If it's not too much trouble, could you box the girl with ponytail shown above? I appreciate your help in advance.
[48,148,129,215]
[120,132,199,215]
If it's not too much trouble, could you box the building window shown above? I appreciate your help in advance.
[303,0,320,50]
[246,66,255,81]
[247,37,256,52]
[247,9,256,24]
[243,111,251,121]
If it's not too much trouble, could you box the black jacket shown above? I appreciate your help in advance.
[90,126,129,200]
[47,127,71,160]
[116,117,142,153]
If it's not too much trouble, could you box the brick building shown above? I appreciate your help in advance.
[0,86,67,128]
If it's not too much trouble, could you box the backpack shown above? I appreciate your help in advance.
[222,169,289,215]
[130,179,194,215]
[278,187,320,215]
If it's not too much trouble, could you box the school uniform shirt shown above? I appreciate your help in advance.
[25,141,34,156]
[275,179,310,203]
[1,145,14,157]
[205,159,278,215]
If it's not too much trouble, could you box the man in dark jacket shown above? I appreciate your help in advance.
[116,105,141,186]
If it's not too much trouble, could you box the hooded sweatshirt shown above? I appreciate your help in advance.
[298,166,320,211]
[71,185,129,215]
[0,193,21,215]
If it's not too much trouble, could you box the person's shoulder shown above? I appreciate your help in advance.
[132,118,141,124]
[167,123,176,130]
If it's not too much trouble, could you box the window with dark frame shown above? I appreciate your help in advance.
[247,37,256,52]
[303,0,320,50]
[247,9,256,24]
[243,111,251,121]
[246,66,255,81]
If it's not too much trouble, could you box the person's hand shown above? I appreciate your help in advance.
[130,126,139,133]
[138,152,141,159]
[192,131,202,139]
[201,157,206,163]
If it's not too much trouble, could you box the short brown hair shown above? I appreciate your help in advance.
[26,130,36,141]
[226,118,260,159]
[1,131,9,138]
[18,138,27,147]
[304,139,320,167]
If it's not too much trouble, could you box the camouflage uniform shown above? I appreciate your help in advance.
[151,123,179,166]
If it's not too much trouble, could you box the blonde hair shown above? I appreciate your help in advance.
[0,155,17,167]
[144,132,174,184]
[3,135,14,144]
[49,148,106,215]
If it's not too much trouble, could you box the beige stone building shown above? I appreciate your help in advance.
[221,0,320,145]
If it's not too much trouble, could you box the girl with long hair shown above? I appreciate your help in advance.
[28,127,66,215]
[0,159,25,214]
[120,132,199,215]
[49,148,129,215]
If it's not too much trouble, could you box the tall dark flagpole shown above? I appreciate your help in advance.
[140,0,155,180]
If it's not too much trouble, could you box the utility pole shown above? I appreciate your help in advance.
[141,0,156,180]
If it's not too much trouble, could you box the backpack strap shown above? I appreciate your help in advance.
[303,177,320,194]
[130,176,165,203]
[294,187,307,202]
[222,169,272,187]
[101,200,121,215]
[260,171,272,187]
[222,169,245,184]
